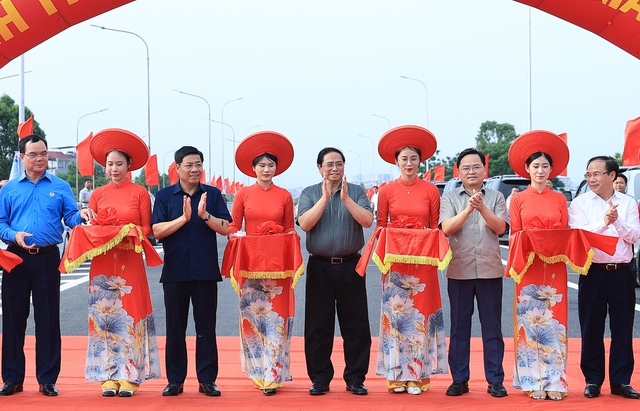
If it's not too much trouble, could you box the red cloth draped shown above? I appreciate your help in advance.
[505,228,618,283]
[356,227,452,276]
[59,224,163,273]
[221,232,304,292]
[0,248,23,272]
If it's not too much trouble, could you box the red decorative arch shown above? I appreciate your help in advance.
[516,0,640,59]
[0,0,133,68]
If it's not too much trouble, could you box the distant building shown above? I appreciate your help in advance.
[48,151,75,176]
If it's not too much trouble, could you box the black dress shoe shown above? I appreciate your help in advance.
[584,383,601,398]
[346,382,368,395]
[309,382,330,395]
[611,384,640,399]
[162,382,184,396]
[39,383,58,396]
[0,381,23,396]
[487,382,508,397]
[446,380,469,396]
[263,388,277,396]
[199,381,221,396]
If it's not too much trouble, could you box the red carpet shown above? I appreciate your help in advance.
[0,336,639,410]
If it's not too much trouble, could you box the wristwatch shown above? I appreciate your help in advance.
[203,212,210,221]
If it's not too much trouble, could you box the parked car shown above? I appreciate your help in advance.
[484,175,531,244]
[433,181,446,195]
[442,178,462,194]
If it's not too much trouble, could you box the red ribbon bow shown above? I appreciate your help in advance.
[389,215,424,229]
[91,207,121,226]
[254,221,284,236]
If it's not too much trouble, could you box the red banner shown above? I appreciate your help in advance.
[76,132,93,176]
[453,164,459,178]
[484,153,490,176]
[515,0,640,59]
[145,154,159,186]
[0,0,134,69]
[623,117,640,166]
[16,112,33,138]
[168,161,178,185]
[433,165,445,182]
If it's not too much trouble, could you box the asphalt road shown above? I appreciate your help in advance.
[2,225,640,339]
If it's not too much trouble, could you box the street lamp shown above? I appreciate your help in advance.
[162,150,176,188]
[91,25,151,151]
[348,150,362,184]
[372,113,392,129]
[174,89,211,178]
[212,119,236,182]
[245,124,261,136]
[76,108,108,196]
[221,97,243,180]
[358,135,375,185]
[400,75,429,128]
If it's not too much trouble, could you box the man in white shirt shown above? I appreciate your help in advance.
[569,156,640,400]
[78,179,93,208]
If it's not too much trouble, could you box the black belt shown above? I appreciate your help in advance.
[591,262,630,271]
[8,244,58,255]
[312,253,360,265]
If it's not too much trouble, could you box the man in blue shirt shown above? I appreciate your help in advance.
[152,146,231,397]
[0,135,93,397]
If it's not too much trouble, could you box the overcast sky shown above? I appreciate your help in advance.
[0,0,638,189]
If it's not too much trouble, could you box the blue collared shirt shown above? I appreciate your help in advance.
[0,171,84,247]
[152,182,232,283]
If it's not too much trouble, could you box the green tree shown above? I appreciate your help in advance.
[0,94,46,179]
[58,162,109,197]
[475,121,518,177]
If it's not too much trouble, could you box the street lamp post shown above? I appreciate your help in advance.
[162,150,176,188]
[358,135,375,185]
[91,25,151,151]
[221,97,243,181]
[348,150,362,184]
[76,108,108,196]
[244,124,261,137]
[212,120,236,182]
[400,75,429,128]
[372,113,392,129]
[174,90,211,178]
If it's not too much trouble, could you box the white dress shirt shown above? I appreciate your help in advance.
[569,189,640,263]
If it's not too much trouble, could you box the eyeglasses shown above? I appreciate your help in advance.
[584,171,610,179]
[23,152,48,159]
[397,157,420,164]
[459,165,484,173]
[180,162,203,170]
[322,161,344,169]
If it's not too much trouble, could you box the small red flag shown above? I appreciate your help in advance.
[145,154,159,186]
[557,133,568,176]
[76,132,94,176]
[623,117,640,166]
[423,169,431,181]
[209,174,216,186]
[216,176,222,190]
[484,153,490,176]
[433,165,445,182]
[200,170,206,184]
[453,164,459,178]
[17,113,34,139]
[168,162,178,185]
